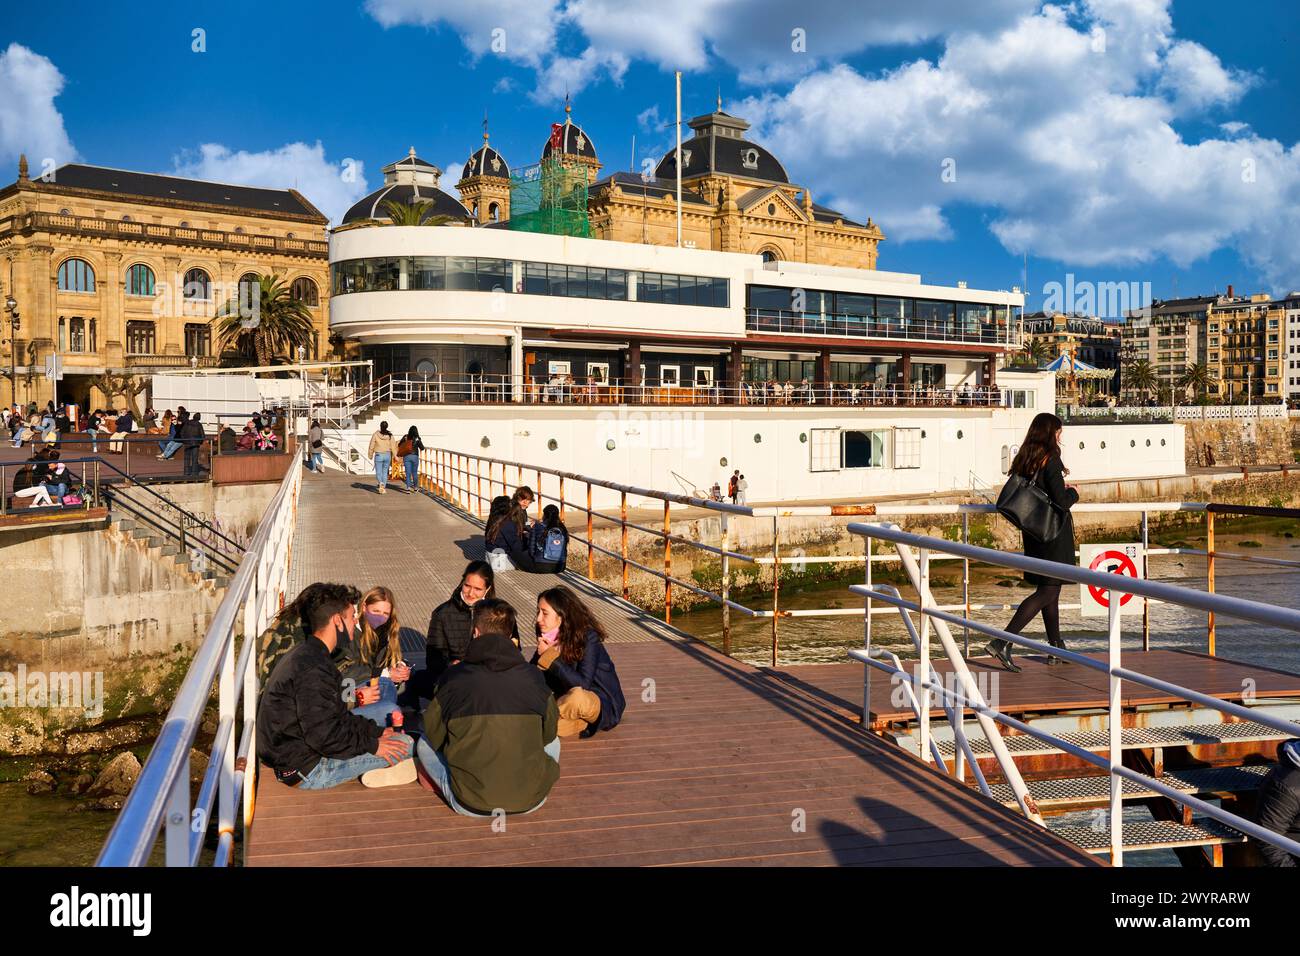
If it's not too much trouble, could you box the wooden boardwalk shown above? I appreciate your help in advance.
[245,473,1095,867]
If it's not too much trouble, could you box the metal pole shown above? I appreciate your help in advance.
[476,457,483,517]
[1141,510,1150,651]
[536,469,543,520]
[771,516,780,668]
[961,513,970,657]
[663,499,672,625]
[1206,511,1216,655]
[918,547,932,763]
[1107,589,1124,867]
[559,475,566,527]
[675,71,682,248]
[863,535,872,727]
[620,490,629,600]
[721,513,731,657]
[586,482,594,580]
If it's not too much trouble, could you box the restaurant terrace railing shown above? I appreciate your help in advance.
[745,308,1018,346]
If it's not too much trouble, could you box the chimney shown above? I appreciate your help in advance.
[1226,283,1234,299]
[17,154,28,183]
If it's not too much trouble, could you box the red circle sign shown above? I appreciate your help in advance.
[1088,550,1138,607]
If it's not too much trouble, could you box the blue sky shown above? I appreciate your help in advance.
[3,0,1298,314]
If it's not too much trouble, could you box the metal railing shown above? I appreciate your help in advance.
[97,456,302,866]
[745,308,1017,346]
[846,520,1300,866]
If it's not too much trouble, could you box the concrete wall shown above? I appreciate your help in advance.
[362,404,1186,507]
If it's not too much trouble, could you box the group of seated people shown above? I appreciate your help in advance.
[483,485,571,573]
[10,447,82,509]
[256,564,625,815]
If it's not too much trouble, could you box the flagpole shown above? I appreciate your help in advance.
[675,71,682,248]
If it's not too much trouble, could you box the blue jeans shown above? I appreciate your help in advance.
[373,452,391,489]
[45,482,67,501]
[415,736,559,816]
[352,676,400,726]
[296,733,414,790]
[160,440,180,459]
[310,451,323,472]
[403,454,419,490]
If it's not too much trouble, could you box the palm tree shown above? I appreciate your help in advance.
[1123,358,1158,404]
[215,274,315,368]
[1016,338,1050,369]
[1178,361,1212,404]
[382,199,455,227]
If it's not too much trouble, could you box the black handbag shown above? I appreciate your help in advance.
[996,470,1063,544]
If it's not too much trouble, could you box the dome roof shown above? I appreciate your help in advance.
[462,142,510,180]
[341,148,469,224]
[654,110,789,184]
[541,101,598,161]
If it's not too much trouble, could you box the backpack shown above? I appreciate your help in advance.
[397,436,414,457]
[532,525,567,565]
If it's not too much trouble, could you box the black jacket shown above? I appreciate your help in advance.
[487,519,539,571]
[532,628,626,737]
[424,589,522,686]
[179,418,204,447]
[423,633,560,814]
[1256,740,1300,867]
[257,635,382,784]
[1020,455,1078,585]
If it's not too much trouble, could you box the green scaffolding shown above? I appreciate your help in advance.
[509,158,590,238]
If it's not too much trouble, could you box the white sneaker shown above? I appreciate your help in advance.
[360,757,416,788]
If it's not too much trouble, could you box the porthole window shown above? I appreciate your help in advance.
[1130,440,1136,447]
[754,434,762,444]
[480,436,490,448]
[1161,439,1167,446]
[799,433,807,443]
[719,457,728,467]
[956,430,963,440]
[767,203,777,216]
[1078,442,1085,450]
[547,439,558,451]
[1146,439,1151,447]
[606,439,615,451]
[1100,441,1107,449]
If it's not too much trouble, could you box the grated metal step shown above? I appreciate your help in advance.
[932,720,1287,759]
[988,763,1273,808]
[1052,818,1245,854]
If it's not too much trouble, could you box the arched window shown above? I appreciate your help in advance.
[57,258,95,292]
[489,202,500,222]
[760,250,778,264]
[290,276,319,307]
[183,267,210,300]
[239,273,261,307]
[127,263,155,296]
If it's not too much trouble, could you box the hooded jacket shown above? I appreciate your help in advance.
[422,632,560,814]
[532,628,626,737]
[1256,739,1300,867]
[256,635,383,784]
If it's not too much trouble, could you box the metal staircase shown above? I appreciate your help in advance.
[101,481,243,586]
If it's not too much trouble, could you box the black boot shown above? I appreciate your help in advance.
[983,640,1021,673]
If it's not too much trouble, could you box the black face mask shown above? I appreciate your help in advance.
[335,617,351,646]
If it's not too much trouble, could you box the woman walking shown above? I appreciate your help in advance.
[986,412,1079,672]
[307,418,324,473]
[367,420,400,494]
[398,425,425,494]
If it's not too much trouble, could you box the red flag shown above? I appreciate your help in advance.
[549,123,564,151]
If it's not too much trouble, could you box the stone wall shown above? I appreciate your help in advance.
[1183,419,1292,467]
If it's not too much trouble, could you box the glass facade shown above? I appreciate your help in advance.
[746,284,1011,342]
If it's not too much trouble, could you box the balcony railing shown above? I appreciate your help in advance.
[4,212,328,257]
[745,309,1016,346]
[124,353,221,368]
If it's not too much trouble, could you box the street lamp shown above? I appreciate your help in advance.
[4,294,19,408]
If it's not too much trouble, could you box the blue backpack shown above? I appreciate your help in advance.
[532,526,567,564]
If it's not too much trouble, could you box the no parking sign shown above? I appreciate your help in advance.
[1079,543,1144,617]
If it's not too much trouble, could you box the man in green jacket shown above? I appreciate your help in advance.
[417,599,560,815]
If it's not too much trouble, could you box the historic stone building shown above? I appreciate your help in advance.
[450,101,886,270]
[0,156,330,412]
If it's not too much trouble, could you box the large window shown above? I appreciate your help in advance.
[69,316,86,353]
[126,321,155,355]
[185,323,211,357]
[238,273,261,308]
[638,271,728,308]
[290,276,319,306]
[126,263,156,297]
[843,430,888,469]
[58,258,95,292]
[183,268,211,300]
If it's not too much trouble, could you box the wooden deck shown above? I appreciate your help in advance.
[773,650,1300,727]
[244,472,1097,867]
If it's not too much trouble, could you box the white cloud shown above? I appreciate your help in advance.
[0,43,78,174]
[739,2,1300,292]
[636,105,662,131]
[170,142,371,224]
[365,0,562,67]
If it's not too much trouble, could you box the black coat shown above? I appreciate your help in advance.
[426,588,521,680]
[256,635,382,784]
[1020,455,1078,585]
[1256,740,1300,867]
[531,628,626,737]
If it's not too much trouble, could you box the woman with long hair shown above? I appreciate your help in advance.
[344,586,411,725]
[485,493,538,571]
[532,586,625,737]
[423,560,518,686]
[986,412,1079,672]
[399,425,425,494]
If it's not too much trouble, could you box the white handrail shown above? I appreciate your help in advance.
[97,457,303,867]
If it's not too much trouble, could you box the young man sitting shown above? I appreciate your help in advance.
[257,582,414,790]
[417,599,560,815]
